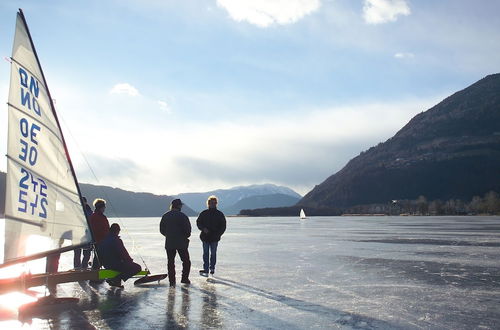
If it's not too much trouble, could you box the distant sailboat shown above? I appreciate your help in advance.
[0,10,154,302]
[300,208,307,219]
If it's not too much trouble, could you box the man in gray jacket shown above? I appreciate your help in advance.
[160,199,191,286]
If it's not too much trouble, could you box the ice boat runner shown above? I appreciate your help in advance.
[0,10,160,299]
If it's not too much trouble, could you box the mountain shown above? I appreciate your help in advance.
[175,184,302,213]
[224,193,300,215]
[300,74,500,209]
[0,172,196,217]
[79,183,197,217]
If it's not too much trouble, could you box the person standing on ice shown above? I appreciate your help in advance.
[89,198,110,270]
[160,198,192,287]
[197,195,226,276]
[73,196,93,269]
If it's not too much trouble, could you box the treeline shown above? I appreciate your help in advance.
[344,191,500,216]
[239,206,343,217]
[239,191,500,216]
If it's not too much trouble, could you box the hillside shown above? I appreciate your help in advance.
[300,74,500,209]
[79,183,197,217]
[1,172,301,217]
[224,193,300,215]
[175,184,301,213]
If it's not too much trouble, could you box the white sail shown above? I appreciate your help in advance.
[300,208,306,219]
[3,11,91,265]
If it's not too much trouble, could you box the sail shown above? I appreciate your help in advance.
[2,11,92,265]
[300,209,306,219]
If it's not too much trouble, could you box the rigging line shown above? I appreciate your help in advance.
[57,113,149,270]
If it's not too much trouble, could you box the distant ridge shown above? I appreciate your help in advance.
[224,193,300,215]
[0,172,196,217]
[1,172,300,217]
[79,183,197,217]
[299,74,500,209]
[175,183,302,213]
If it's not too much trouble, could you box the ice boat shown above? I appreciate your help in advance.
[0,10,155,306]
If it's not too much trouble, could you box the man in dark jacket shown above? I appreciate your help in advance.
[160,199,192,286]
[99,223,142,288]
[197,195,226,276]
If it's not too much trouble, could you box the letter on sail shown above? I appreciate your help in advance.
[3,12,92,264]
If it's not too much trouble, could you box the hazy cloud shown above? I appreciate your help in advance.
[109,83,140,97]
[158,100,172,113]
[394,52,415,59]
[363,0,410,24]
[76,154,142,187]
[172,139,368,194]
[129,97,441,195]
[217,0,321,27]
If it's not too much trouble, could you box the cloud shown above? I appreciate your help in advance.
[158,100,172,113]
[75,154,143,191]
[394,52,414,59]
[216,0,321,28]
[128,97,441,195]
[363,0,410,24]
[109,83,140,96]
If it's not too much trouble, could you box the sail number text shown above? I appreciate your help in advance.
[18,118,41,166]
[19,67,41,117]
[18,167,48,218]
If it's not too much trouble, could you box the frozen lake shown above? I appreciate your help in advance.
[1,215,499,329]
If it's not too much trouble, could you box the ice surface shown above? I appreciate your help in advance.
[0,216,499,329]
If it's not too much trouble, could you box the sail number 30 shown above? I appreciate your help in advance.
[18,117,41,166]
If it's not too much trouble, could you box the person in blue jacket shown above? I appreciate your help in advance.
[99,223,141,288]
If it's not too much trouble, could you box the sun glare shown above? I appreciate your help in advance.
[0,292,37,311]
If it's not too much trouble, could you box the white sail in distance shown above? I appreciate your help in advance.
[300,209,306,219]
[3,11,92,265]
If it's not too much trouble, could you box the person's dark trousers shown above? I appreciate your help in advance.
[74,248,82,268]
[46,253,61,273]
[106,261,141,282]
[91,246,102,270]
[73,248,92,269]
[166,248,191,283]
[202,241,218,272]
[81,248,91,269]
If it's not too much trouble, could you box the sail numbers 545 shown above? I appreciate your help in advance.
[18,167,48,219]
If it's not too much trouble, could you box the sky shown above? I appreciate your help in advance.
[0,0,499,196]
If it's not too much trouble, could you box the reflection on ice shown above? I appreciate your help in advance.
[166,286,191,328]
